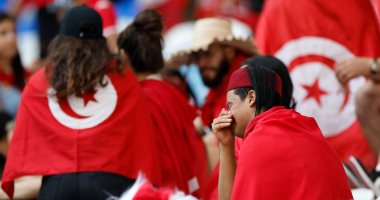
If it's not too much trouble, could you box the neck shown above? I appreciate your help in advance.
[136,72,161,81]
[0,57,12,73]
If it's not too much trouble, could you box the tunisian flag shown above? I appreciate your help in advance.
[232,106,352,199]
[2,68,161,198]
[141,79,208,197]
[255,0,380,169]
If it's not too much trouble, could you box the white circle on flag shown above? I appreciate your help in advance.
[275,36,365,137]
[47,75,117,130]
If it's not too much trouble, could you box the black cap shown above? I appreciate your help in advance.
[60,5,103,39]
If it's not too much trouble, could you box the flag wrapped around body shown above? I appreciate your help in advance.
[2,68,161,198]
[141,79,208,197]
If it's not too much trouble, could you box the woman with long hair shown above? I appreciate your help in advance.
[0,12,27,117]
[0,12,25,90]
[2,5,160,199]
[118,9,208,197]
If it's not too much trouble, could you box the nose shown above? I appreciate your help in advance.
[197,56,208,68]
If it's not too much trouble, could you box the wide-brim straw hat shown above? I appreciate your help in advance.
[168,17,259,67]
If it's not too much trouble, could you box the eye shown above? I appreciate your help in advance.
[226,102,232,110]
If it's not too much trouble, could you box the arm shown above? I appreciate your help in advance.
[218,141,236,200]
[212,109,235,200]
[355,80,380,156]
[335,57,371,84]
[335,57,380,84]
[13,176,42,199]
[0,176,42,199]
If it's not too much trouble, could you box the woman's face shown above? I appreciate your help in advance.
[0,19,17,60]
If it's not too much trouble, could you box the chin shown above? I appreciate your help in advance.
[233,128,244,138]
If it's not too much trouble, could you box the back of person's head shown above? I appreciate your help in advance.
[230,57,283,115]
[0,12,24,90]
[243,55,294,108]
[117,9,164,73]
[45,5,113,99]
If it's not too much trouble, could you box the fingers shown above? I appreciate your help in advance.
[212,116,232,125]
[212,114,233,132]
[218,108,231,116]
[212,122,232,131]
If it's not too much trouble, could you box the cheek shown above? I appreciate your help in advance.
[210,56,222,69]
[232,106,250,131]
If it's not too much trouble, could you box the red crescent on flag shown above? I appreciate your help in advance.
[58,98,89,119]
[288,55,350,112]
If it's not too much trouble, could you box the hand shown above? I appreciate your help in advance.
[212,109,234,146]
[335,57,370,85]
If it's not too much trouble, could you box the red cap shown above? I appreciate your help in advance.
[227,67,282,95]
[227,67,253,91]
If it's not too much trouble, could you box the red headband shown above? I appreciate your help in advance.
[227,67,283,96]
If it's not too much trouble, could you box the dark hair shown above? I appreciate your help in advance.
[234,63,282,115]
[0,12,25,90]
[0,111,12,141]
[45,35,113,99]
[117,9,164,73]
[243,55,294,108]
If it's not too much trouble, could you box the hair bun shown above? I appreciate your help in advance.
[133,9,163,37]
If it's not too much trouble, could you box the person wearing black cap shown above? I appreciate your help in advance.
[1,5,161,199]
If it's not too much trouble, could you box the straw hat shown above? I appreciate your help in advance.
[168,17,259,67]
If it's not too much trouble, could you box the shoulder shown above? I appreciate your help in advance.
[23,68,49,94]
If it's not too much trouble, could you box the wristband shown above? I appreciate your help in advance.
[370,58,379,75]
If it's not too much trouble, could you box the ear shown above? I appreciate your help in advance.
[247,90,256,107]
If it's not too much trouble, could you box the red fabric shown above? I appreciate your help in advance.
[370,0,380,28]
[141,79,208,197]
[1,68,161,199]
[202,162,219,200]
[226,67,252,91]
[0,68,29,90]
[232,106,352,199]
[150,0,189,31]
[0,71,14,87]
[21,0,52,8]
[85,0,117,34]
[255,0,378,170]
[227,67,283,94]
[196,0,260,32]
[133,182,173,200]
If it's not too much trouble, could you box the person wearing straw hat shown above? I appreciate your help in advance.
[172,16,258,161]
[169,17,258,199]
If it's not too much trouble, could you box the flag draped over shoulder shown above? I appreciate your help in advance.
[255,0,380,169]
[2,68,161,198]
[141,79,208,197]
[232,107,353,199]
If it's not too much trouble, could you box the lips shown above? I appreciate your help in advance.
[201,68,216,74]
